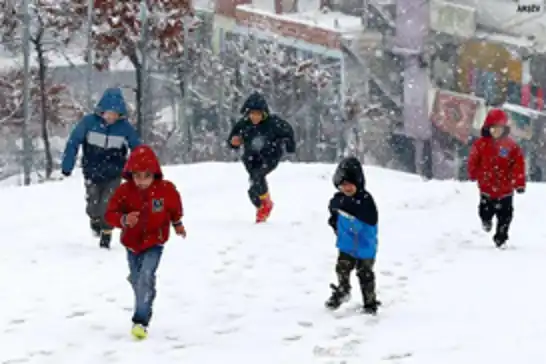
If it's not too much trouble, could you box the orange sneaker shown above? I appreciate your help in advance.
[256,193,274,223]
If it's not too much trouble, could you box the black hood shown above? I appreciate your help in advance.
[240,91,270,114]
[333,156,366,191]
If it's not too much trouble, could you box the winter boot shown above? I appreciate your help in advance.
[493,232,508,248]
[90,219,101,237]
[131,323,148,340]
[256,193,274,223]
[325,283,351,310]
[481,219,493,233]
[363,299,381,315]
[99,230,112,249]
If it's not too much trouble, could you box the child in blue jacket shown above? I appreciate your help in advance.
[326,157,380,315]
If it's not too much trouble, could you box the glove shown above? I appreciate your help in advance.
[516,187,525,194]
[61,170,71,177]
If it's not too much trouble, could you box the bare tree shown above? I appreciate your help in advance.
[0,0,84,178]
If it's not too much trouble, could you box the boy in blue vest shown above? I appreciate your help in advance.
[61,88,141,249]
[325,157,380,315]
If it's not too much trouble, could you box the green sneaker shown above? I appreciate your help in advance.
[131,324,148,340]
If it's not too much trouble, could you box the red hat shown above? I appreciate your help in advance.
[483,108,508,128]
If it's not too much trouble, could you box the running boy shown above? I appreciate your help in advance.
[468,108,526,248]
[104,145,186,339]
[326,156,380,315]
[227,91,296,223]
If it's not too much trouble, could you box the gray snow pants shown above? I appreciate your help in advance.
[85,178,121,230]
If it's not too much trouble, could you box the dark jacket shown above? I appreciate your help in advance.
[227,92,296,164]
[328,157,378,259]
[61,88,141,184]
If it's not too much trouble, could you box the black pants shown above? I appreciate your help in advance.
[336,251,377,306]
[85,178,121,230]
[243,155,279,207]
[479,194,513,242]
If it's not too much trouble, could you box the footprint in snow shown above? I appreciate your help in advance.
[66,310,89,319]
[9,318,26,325]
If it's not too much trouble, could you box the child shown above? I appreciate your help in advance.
[104,145,186,339]
[325,157,380,315]
[61,87,141,249]
[227,91,296,223]
[468,108,526,248]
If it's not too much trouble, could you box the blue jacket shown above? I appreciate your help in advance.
[328,157,378,260]
[334,208,378,259]
[61,88,141,184]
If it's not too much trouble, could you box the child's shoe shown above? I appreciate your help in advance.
[493,232,508,248]
[363,299,381,315]
[256,193,274,223]
[99,230,112,249]
[481,219,493,233]
[131,323,148,340]
[325,283,351,310]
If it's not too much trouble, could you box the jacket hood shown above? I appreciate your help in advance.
[122,145,162,180]
[95,88,128,117]
[333,156,366,191]
[240,91,270,114]
[482,108,510,137]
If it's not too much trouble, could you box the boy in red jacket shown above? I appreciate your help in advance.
[468,108,526,248]
[105,145,186,339]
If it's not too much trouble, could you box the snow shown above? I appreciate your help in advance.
[156,105,176,129]
[1,162,545,363]
[248,0,320,13]
[474,30,537,50]
[0,51,134,72]
[502,103,546,118]
[450,0,546,42]
[237,4,363,33]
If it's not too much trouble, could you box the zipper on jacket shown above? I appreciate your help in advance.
[104,127,109,149]
[352,220,359,257]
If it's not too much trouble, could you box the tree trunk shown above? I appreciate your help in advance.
[36,42,53,179]
[177,67,192,162]
[129,51,143,141]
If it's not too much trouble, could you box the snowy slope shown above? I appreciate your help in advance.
[1,162,545,363]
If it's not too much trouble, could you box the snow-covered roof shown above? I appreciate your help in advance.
[474,30,537,50]
[250,0,320,13]
[236,4,363,34]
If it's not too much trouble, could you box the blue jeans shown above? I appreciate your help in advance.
[126,245,163,326]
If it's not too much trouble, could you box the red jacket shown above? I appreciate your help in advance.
[105,145,183,253]
[467,109,526,199]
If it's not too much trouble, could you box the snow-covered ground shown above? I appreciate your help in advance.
[1,162,545,363]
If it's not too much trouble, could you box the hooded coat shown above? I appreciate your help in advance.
[105,145,183,254]
[61,88,141,183]
[467,108,526,198]
[328,157,378,260]
[227,92,296,166]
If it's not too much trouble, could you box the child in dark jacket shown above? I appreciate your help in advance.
[227,91,296,223]
[467,108,526,248]
[105,145,186,340]
[326,157,380,315]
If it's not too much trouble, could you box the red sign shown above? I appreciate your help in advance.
[430,89,479,143]
[234,7,341,49]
